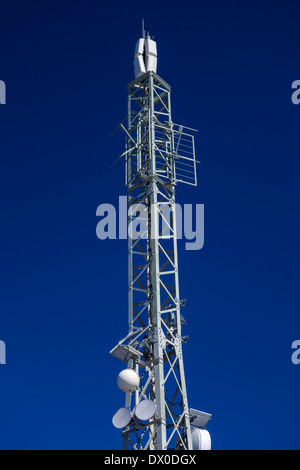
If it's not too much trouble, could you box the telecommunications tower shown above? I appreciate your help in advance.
[110,25,212,450]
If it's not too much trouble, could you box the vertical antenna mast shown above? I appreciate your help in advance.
[110,28,212,451]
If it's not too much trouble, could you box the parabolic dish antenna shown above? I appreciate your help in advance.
[191,427,211,450]
[117,368,140,393]
[112,407,132,429]
[135,399,157,421]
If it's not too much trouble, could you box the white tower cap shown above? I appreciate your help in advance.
[133,34,157,78]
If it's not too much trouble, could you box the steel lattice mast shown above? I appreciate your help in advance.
[110,31,211,451]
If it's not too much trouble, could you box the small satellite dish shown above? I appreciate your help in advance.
[135,399,157,421]
[117,368,140,393]
[191,427,211,450]
[112,407,132,429]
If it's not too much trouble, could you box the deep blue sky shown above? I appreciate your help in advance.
[1,0,300,450]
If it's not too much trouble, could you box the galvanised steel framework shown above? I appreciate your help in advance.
[111,70,198,450]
